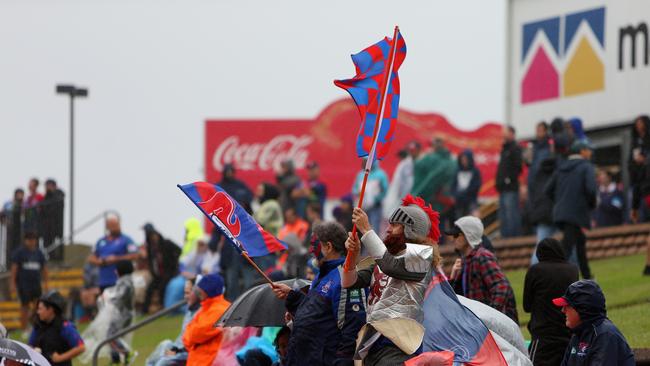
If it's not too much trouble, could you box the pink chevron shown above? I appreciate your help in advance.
[521,47,560,104]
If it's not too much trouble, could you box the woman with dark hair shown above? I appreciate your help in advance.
[272,326,291,366]
[29,291,85,366]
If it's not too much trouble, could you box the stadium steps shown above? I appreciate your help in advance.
[441,223,650,271]
[0,267,84,331]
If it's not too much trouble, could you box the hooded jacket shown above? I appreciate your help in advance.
[545,156,597,228]
[183,294,231,365]
[181,218,204,259]
[560,282,634,366]
[451,150,482,210]
[524,239,578,340]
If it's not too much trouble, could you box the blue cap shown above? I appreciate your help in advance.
[197,274,225,298]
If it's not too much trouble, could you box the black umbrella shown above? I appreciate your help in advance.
[215,278,310,327]
[0,338,51,366]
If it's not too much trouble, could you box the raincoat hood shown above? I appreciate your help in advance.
[182,217,205,258]
[536,238,566,262]
[457,149,475,170]
[558,280,607,331]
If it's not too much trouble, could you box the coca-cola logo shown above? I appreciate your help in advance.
[212,135,313,172]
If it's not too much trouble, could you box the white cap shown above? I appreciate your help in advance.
[454,216,484,248]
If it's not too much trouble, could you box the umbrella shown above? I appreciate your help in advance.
[216,278,310,327]
[0,338,51,366]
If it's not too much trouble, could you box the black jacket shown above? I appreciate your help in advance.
[145,232,181,279]
[545,156,597,228]
[31,318,73,366]
[524,239,578,340]
[527,157,556,226]
[560,281,635,366]
[496,141,522,192]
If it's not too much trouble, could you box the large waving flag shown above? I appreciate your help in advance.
[334,28,406,161]
[406,272,508,366]
[178,182,286,257]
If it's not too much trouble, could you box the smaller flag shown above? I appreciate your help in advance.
[334,30,406,161]
[411,272,508,365]
[178,182,287,257]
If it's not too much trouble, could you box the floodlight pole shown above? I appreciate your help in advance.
[56,84,88,247]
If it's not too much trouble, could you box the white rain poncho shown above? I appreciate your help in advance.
[80,275,135,364]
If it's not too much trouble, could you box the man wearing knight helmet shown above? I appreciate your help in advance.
[341,194,441,366]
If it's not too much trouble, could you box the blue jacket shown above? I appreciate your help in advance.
[545,156,597,228]
[560,280,634,366]
[561,318,634,366]
[285,258,367,366]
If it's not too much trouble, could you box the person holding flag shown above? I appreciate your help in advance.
[342,195,441,365]
[271,221,367,366]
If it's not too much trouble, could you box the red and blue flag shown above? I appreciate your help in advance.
[407,272,507,366]
[178,182,287,257]
[334,30,406,161]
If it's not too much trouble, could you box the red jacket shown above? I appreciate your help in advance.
[183,295,231,365]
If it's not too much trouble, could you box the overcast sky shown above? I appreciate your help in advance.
[0,0,506,246]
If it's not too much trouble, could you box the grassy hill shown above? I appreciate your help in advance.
[508,253,650,347]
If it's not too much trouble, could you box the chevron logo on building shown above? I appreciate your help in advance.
[521,7,606,104]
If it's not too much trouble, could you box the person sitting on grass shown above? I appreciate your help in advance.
[554,280,634,365]
[145,278,200,366]
[29,291,85,366]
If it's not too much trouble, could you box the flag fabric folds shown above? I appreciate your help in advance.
[407,272,508,366]
[178,182,287,257]
[334,30,406,161]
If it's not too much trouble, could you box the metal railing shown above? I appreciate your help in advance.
[92,300,187,366]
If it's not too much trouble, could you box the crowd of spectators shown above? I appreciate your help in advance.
[3,116,648,365]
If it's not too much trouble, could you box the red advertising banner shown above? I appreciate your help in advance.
[205,99,504,199]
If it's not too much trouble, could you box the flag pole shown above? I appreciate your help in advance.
[240,249,275,285]
[344,26,400,272]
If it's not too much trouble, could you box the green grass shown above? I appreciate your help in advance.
[508,254,650,347]
[73,314,183,366]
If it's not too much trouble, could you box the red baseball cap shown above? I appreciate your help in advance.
[552,297,570,307]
